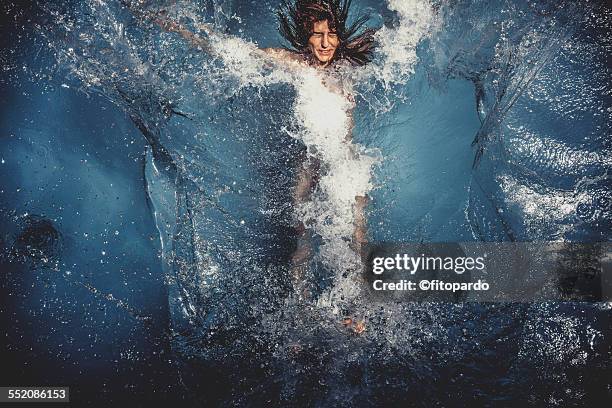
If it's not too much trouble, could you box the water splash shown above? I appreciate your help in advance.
[9,0,610,404]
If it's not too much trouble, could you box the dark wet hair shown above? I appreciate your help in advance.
[277,0,377,66]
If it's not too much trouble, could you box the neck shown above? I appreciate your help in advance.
[313,57,332,69]
[304,52,332,69]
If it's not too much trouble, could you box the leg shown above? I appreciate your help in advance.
[352,194,369,249]
[340,194,369,334]
[290,157,319,300]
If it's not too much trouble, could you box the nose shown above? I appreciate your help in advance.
[321,34,329,48]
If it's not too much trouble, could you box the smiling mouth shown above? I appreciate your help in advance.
[318,50,333,56]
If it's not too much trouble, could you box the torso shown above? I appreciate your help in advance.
[263,47,356,140]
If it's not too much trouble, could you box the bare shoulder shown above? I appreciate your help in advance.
[262,48,303,64]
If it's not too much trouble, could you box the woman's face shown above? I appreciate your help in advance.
[307,20,339,66]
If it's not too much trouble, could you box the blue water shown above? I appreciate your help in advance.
[1,0,610,406]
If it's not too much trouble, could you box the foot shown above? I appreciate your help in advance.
[341,317,366,334]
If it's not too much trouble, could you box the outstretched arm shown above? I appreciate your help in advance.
[121,1,212,52]
[121,1,301,66]
[261,47,303,64]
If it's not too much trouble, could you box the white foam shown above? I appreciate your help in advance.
[373,0,434,88]
[288,68,378,274]
[498,174,589,240]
